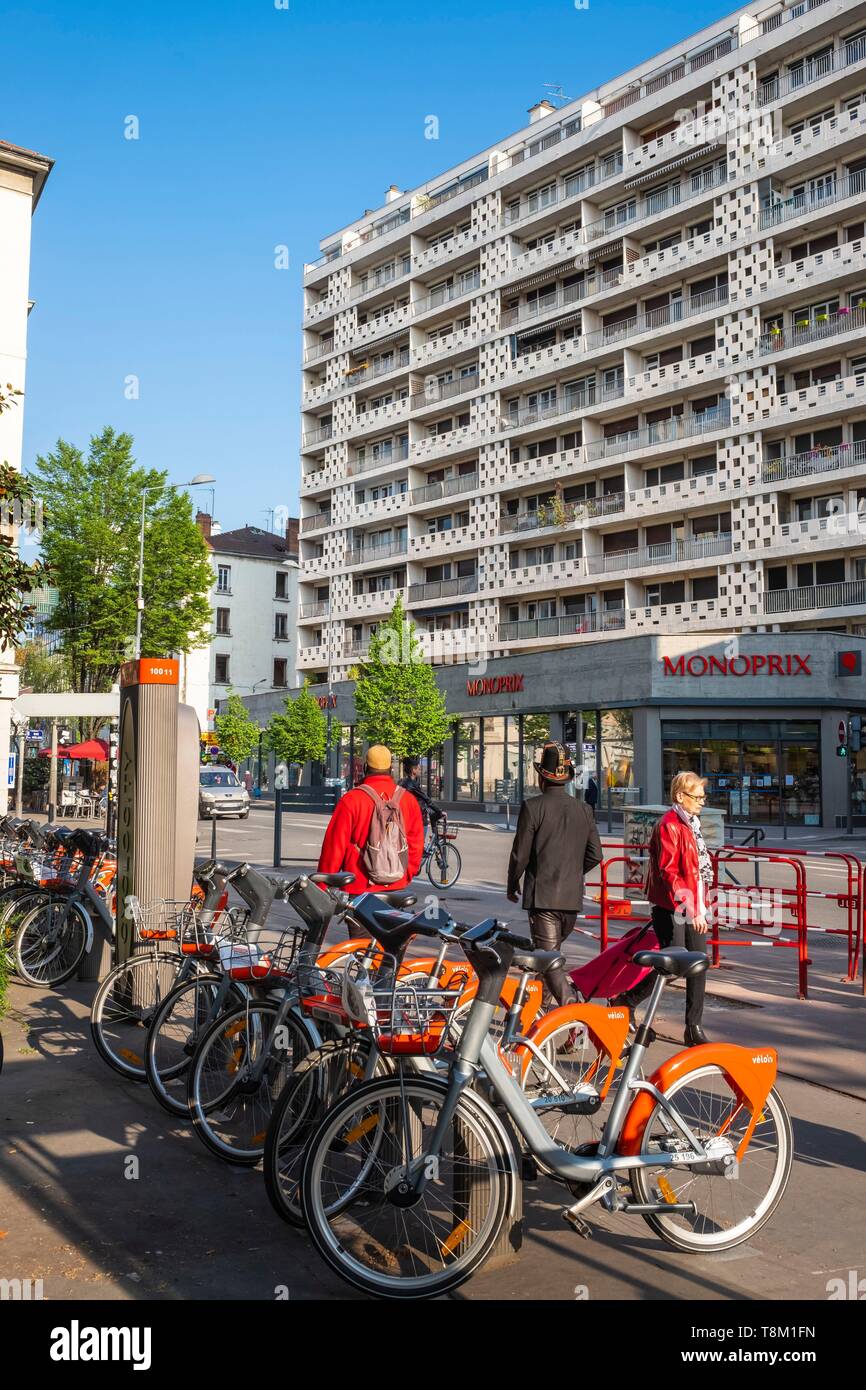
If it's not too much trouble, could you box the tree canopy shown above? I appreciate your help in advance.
[353,596,450,761]
[31,428,212,692]
[267,684,330,768]
[214,694,260,766]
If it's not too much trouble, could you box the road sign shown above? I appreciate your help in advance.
[838,720,847,744]
[25,727,44,742]
[7,751,16,789]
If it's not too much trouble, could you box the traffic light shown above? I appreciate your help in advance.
[837,744,849,759]
[851,716,862,754]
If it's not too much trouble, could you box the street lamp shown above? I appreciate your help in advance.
[135,473,216,659]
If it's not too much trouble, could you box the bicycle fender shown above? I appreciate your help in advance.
[617,1043,778,1160]
[288,1004,323,1051]
[458,974,543,1035]
[520,1003,631,1095]
[75,902,95,956]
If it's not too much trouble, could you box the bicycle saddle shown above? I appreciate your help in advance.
[310,871,356,888]
[633,947,709,978]
[512,948,565,975]
[381,891,417,909]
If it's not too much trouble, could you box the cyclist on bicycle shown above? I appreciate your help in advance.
[399,758,443,835]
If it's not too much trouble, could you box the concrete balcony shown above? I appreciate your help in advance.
[302,423,334,452]
[759,306,866,357]
[414,228,480,274]
[353,490,411,524]
[410,369,479,414]
[581,165,728,248]
[353,396,410,435]
[297,644,328,666]
[350,261,412,307]
[500,494,625,537]
[625,112,722,176]
[622,230,728,290]
[412,325,485,369]
[300,511,332,534]
[298,600,330,621]
[586,532,733,577]
[354,304,411,347]
[762,440,866,486]
[763,579,866,617]
[743,371,866,430]
[757,34,866,108]
[410,525,474,559]
[500,556,586,594]
[757,105,866,181]
[409,471,479,508]
[345,539,407,568]
[303,297,335,326]
[501,446,585,492]
[759,170,866,233]
[411,272,481,322]
[585,405,731,465]
[505,229,582,284]
[300,462,342,497]
[628,596,735,633]
[346,441,410,478]
[770,512,866,557]
[411,424,480,464]
[344,585,407,619]
[495,608,626,647]
[408,574,478,605]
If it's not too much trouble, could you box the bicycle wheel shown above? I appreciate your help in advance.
[14,897,89,987]
[146,972,245,1115]
[426,842,461,889]
[90,952,184,1079]
[519,1017,612,1158]
[300,1074,512,1299]
[0,887,50,946]
[187,1001,316,1165]
[264,1033,380,1227]
[630,1065,793,1252]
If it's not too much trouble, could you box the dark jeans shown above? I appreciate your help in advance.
[620,905,707,1031]
[528,909,578,1008]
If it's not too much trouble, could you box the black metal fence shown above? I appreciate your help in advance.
[272,785,342,867]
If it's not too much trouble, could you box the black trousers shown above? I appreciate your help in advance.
[620,906,707,1030]
[528,909,577,1008]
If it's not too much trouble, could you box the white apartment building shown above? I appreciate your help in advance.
[0,138,52,811]
[190,519,300,725]
[295,0,866,827]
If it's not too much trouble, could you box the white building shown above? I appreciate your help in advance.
[298,0,866,677]
[0,138,52,811]
[179,517,300,729]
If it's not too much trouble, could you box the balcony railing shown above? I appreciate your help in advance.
[586,533,732,575]
[508,386,595,429]
[762,440,866,483]
[763,580,866,614]
[583,166,727,244]
[300,512,331,534]
[501,282,587,329]
[500,154,624,227]
[760,305,866,355]
[589,284,729,350]
[413,272,481,316]
[410,472,479,505]
[498,608,626,642]
[347,539,408,565]
[759,170,866,230]
[758,35,866,106]
[342,640,370,658]
[351,262,411,301]
[594,404,731,460]
[419,166,488,212]
[500,492,626,533]
[410,369,479,409]
[347,441,410,475]
[345,348,410,385]
[409,574,477,603]
[299,601,329,619]
[302,423,333,448]
[303,339,335,364]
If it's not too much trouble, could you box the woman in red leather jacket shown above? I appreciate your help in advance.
[617,770,713,1046]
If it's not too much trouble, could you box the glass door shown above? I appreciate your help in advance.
[741,742,780,823]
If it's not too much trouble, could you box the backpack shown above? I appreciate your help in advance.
[357,784,409,884]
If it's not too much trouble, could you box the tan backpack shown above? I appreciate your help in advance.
[357,784,409,884]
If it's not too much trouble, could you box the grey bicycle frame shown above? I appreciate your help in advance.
[417,971,712,1193]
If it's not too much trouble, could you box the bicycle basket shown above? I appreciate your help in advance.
[372,976,462,1056]
[217,920,307,982]
[175,903,250,957]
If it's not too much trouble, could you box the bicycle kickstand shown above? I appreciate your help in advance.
[562,1174,616,1239]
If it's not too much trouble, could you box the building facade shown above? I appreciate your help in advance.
[295,0,866,827]
[0,138,52,811]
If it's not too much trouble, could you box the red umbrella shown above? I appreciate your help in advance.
[39,745,71,758]
[64,739,110,760]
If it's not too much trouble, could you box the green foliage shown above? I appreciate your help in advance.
[267,685,328,765]
[0,945,8,1019]
[214,694,260,765]
[354,597,451,761]
[31,428,212,692]
[23,754,49,793]
[0,386,50,650]
[16,641,73,693]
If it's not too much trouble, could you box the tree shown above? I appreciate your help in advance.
[0,386,50,650]
[30,428,212,693]
[267,685,328,776]
[16,641,73,694]
[354,596,450,761]
[214,694,260,767]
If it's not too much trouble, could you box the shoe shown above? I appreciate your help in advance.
[684,1025,708,1047]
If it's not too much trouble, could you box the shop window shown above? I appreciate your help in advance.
[521,713,551,800]
[454,718,480,801]
[482,716,520,802]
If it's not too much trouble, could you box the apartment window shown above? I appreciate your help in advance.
[215,654,230,684]
[645,581,686,607]
[215,607,230,635]
[692,511,731,537]
[795,493,843,522]
[275,571,289,599]
[796,559,845,587]
[692,575,719,601]
[644,461,685,488]
[217,565,231,593]
[274,612,289,640]
[527,599,557,620]
[523,545,555,566]
[271,659,287,688]
[690,454,717,477]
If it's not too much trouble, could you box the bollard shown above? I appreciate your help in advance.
[273,788,283,867]
[210,814,217,859]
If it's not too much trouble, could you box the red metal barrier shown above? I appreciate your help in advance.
[711,850,809,999]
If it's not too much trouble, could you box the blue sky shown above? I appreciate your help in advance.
[7,0,733,533]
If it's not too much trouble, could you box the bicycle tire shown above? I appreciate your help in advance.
[300,1074,513,1299]
[630,1067,793,1252]
[14,897,90,988]
[425,842,461,889]
[90,951,184,1079]
[145,972,245,1115]
[264,1033,382,1227]
[187,1001,317,1165]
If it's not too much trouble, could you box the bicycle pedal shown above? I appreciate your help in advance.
[563,1209,593,1239]
[521,1153,538,1181]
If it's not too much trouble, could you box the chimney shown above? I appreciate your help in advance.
[285,515,299,556]
[528,99,557,124]
[196,510,213,540]
[384,184,402,204]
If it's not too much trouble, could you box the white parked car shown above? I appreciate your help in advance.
[198,767,250,819]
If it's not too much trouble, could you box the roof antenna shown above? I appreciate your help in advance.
[543,83,573,106]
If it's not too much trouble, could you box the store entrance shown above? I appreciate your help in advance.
[663,720,821,826]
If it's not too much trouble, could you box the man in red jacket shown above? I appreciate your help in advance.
[317,744,424,893]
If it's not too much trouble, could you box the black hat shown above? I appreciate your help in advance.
[534,741,574,784]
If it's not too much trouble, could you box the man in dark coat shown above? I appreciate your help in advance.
[507,741,604,1007]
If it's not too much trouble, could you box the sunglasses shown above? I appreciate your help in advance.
[684,792,707,802]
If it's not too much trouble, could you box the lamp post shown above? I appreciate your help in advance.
[135,473,215,659]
